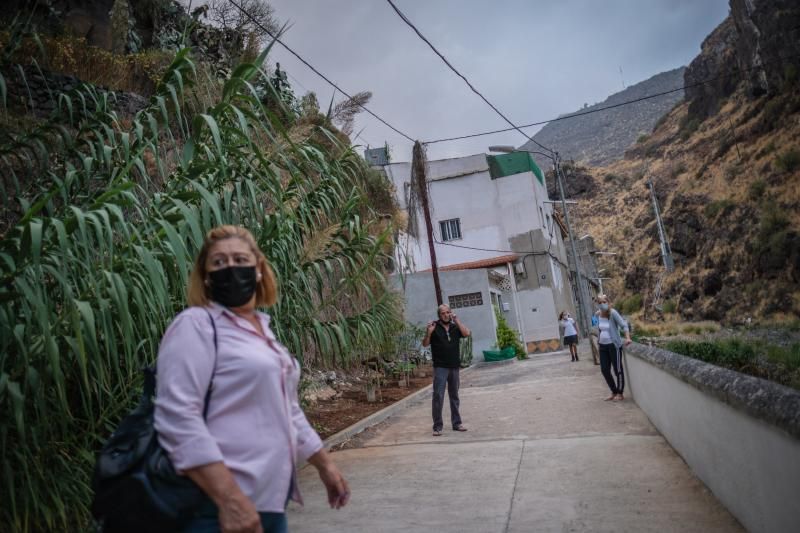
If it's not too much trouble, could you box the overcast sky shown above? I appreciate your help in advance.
[265,0,730,162]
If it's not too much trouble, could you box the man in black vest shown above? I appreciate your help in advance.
[423,304,471,436]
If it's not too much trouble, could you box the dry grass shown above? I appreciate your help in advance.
[0,32,172,95]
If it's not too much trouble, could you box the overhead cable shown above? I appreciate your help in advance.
[228,0,416,143]
[424,51,800,145]
[385,0,553,154]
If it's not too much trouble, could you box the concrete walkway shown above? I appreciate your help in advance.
[287,343,743,532]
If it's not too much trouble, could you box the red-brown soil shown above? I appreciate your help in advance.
[305,365,434,440]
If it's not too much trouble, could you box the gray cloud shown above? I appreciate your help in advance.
[266,0,729,162]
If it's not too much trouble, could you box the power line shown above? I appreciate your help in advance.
[432,238,572,271]
[424,51,800,145]
[228,0,415,143]
[385,0,553,154]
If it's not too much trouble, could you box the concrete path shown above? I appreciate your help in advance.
[288,343,743,532]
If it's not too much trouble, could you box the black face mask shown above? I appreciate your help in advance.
[208,266,258,307]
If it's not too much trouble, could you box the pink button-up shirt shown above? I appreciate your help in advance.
[154,303,323,513]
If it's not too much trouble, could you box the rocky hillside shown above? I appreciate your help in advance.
[568,0,800,324]
[521,67,685,168]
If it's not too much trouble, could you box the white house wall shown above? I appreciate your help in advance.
[385,158,551,272]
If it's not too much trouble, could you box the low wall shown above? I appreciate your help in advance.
[625,343,800,533]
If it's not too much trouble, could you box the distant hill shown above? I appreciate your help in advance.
[522,67,685,167]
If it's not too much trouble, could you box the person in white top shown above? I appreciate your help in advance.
[558,311,580,362]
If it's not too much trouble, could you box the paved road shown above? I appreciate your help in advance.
[288,343,743,532]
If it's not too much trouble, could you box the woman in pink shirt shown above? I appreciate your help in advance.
[154,225,350,532]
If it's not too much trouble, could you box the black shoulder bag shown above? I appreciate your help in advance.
[91,309,218,532]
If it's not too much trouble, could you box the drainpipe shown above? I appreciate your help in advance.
[507,261,527,353]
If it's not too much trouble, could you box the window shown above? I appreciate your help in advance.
[449,292,483,309]
[439,218,462,241]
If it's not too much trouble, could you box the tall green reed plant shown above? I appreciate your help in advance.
[0,34,400,531]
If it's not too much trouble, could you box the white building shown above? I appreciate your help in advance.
[380,151,583,357]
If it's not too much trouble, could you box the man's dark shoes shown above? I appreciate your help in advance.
[453,425,468,432]
[432,430,442,436]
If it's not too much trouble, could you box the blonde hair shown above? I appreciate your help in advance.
[187,225,278,307]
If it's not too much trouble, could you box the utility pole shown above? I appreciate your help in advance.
[647,178,674,272]
[412,141,443,306]
[555,154,588,336]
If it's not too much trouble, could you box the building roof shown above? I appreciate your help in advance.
[421,254,520,272]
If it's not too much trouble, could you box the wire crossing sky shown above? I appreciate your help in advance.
[266,0,731,162]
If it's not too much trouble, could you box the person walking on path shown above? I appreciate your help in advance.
[423,304,471,437]
[155,225,350,533]
[593,294,632,401]
[558,311,580,362]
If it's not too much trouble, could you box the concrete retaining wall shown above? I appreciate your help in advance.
[625,343,800,533]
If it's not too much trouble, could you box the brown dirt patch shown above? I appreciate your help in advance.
[305,365,434,440]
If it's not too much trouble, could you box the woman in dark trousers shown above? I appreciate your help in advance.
[593,294,632,401]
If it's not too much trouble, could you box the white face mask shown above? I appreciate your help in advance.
[599,303,609,311]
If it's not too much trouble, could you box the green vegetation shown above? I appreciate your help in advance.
[617,294,642,315]
[679,116,701,141]
[783,63,798,89]
[637,134,649,143]
[665,339,800,390]
[460,335,474,367]
[0,31,401,531]
[704,199,735,219]
[662,299,676,314]
[494,307,526,359]
[748,179,767,200]
[775,148,800,173]
[604,173,619,182]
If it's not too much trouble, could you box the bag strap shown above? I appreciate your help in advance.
[202,308,218,421]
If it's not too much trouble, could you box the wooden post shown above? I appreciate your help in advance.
[412,141,443,306]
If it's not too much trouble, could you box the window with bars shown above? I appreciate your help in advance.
[439,218,462,241]
[448,292,483,309]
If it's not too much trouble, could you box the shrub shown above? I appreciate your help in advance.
[670,162,687,178]
[665,338,757,368]
[637,134,649,143]
[783,63,798,89]
[618,294,642,314]
[748,179,767,200]
[494,307,526,358]
[704,199,735,219]
[662,299,676,314]
[679,117,701,141]
[775,148,800,173]
[604,173,619,182]
[633,325,659,338]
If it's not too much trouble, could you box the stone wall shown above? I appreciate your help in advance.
[626,343,800,533]
[1,64,147,118]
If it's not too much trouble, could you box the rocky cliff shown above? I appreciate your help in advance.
[570,0,800,324]
[521,67,685,168]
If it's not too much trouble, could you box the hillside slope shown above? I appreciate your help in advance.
[568,1,800,324]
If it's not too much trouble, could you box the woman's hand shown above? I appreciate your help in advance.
[308,449,350,509]
[218,492,261,533]
[624,335,632,346]
[318,462,351,509]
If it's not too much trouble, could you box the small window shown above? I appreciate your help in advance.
[449,292,483,309]
[439,218,462,241]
